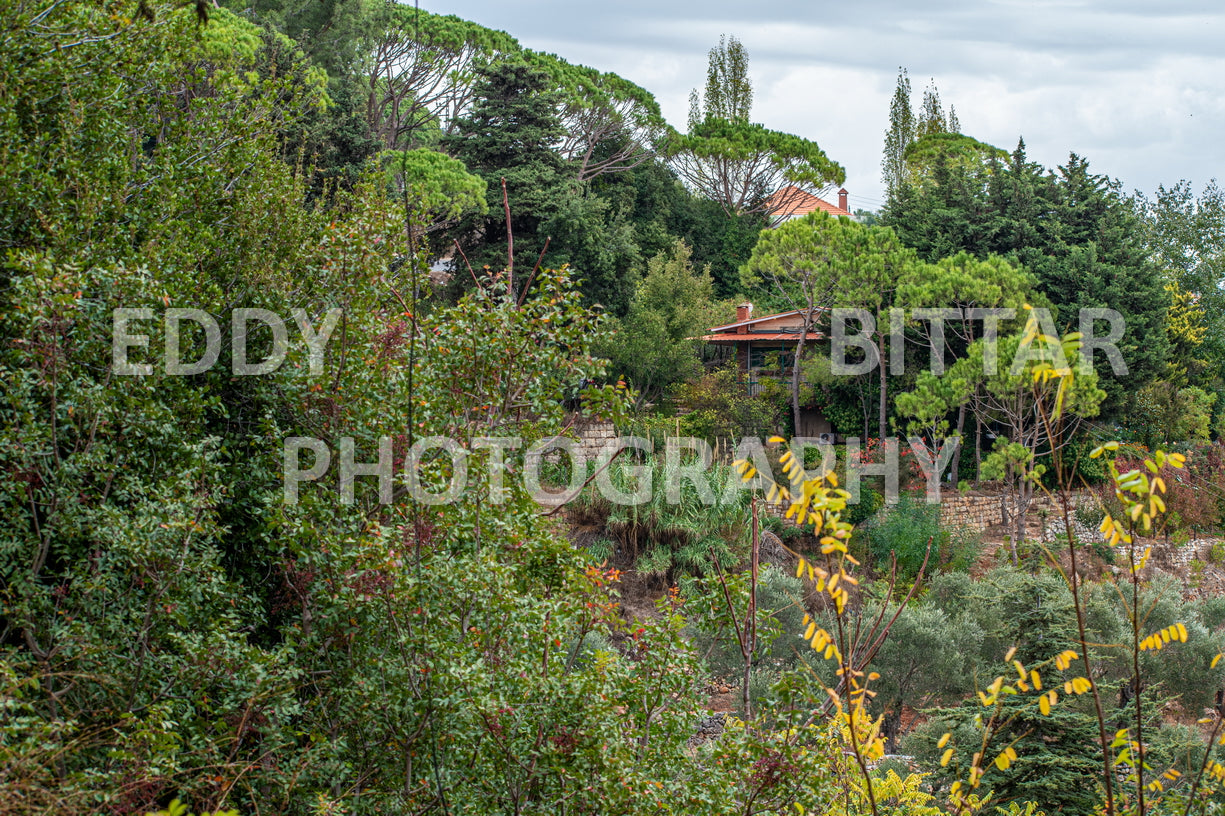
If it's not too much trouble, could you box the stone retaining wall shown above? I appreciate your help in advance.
[1152,539,1216,572]
[941,491,1099,537]
[568,417,620,462]
[939,494,1006,531]
[560,424,1114,541]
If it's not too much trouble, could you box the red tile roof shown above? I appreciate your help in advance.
[764,185,851,219]
[707,308,826,334]
[701,331,824,343]
[703,308,825,343]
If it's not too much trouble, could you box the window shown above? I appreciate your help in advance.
[749,345,794,371]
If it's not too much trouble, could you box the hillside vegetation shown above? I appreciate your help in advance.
[5,3,1225,815]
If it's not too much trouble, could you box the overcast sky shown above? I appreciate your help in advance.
[429,0,1224,211]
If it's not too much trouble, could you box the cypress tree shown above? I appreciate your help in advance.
[443,58,568,278]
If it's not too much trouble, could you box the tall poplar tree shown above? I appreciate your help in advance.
[672,35,843,220]
[884,72,966,194]
[917,79,948,138]
[881,68,915,195]
[688,34,753,126]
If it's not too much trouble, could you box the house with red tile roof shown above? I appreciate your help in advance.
[702,302,835,438]
[763,185,853,226]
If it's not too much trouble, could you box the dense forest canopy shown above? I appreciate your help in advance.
[5,2,1225,815]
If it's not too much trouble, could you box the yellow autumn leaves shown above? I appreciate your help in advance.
[739,431,1207,815]
[801,613,842,663]
[1091,445,1186,539]
[1138,622,1189,652]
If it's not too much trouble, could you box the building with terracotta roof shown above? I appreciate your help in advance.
[702,302,835,438]
[763,185,853,226]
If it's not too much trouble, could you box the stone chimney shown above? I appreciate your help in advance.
[736,302,753,333]
[838,188,849,213]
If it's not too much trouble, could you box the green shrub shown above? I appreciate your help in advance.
[584,536,616,564]
[761,513,806,545]
[682,565,807,684]
[1190,557,1207,588]
[1073,500,1105,532]
[859,493,942,580]
[671,362,788,440]
[844,487,883,527]
[1210,539,1225,565]
[939,524,982,573]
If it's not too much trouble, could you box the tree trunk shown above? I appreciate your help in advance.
[1011,474,1032,563]
[951,402,967,485]
[882,705,904,754]
[974,414,982,481]
[877,332,888,442]
[743,499,760,717]
[791,334,805,438]
[861,378,871,438]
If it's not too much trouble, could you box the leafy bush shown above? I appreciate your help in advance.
[594,239,718,407]
[683,565,811,713]
[904,684,1104,814]
[859,493,944,580]
[844,487,884,527]
[1036,439,1108,487]
[1094,444,1225,536]
[672,362,788,440]
[761,512,808,545]
[863,601,978,750]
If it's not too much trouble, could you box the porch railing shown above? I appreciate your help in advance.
[738,370,793,396]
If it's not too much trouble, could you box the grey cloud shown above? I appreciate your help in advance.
[427,0,1225,201]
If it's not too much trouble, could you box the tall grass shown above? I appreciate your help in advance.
[569,450,754,579]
